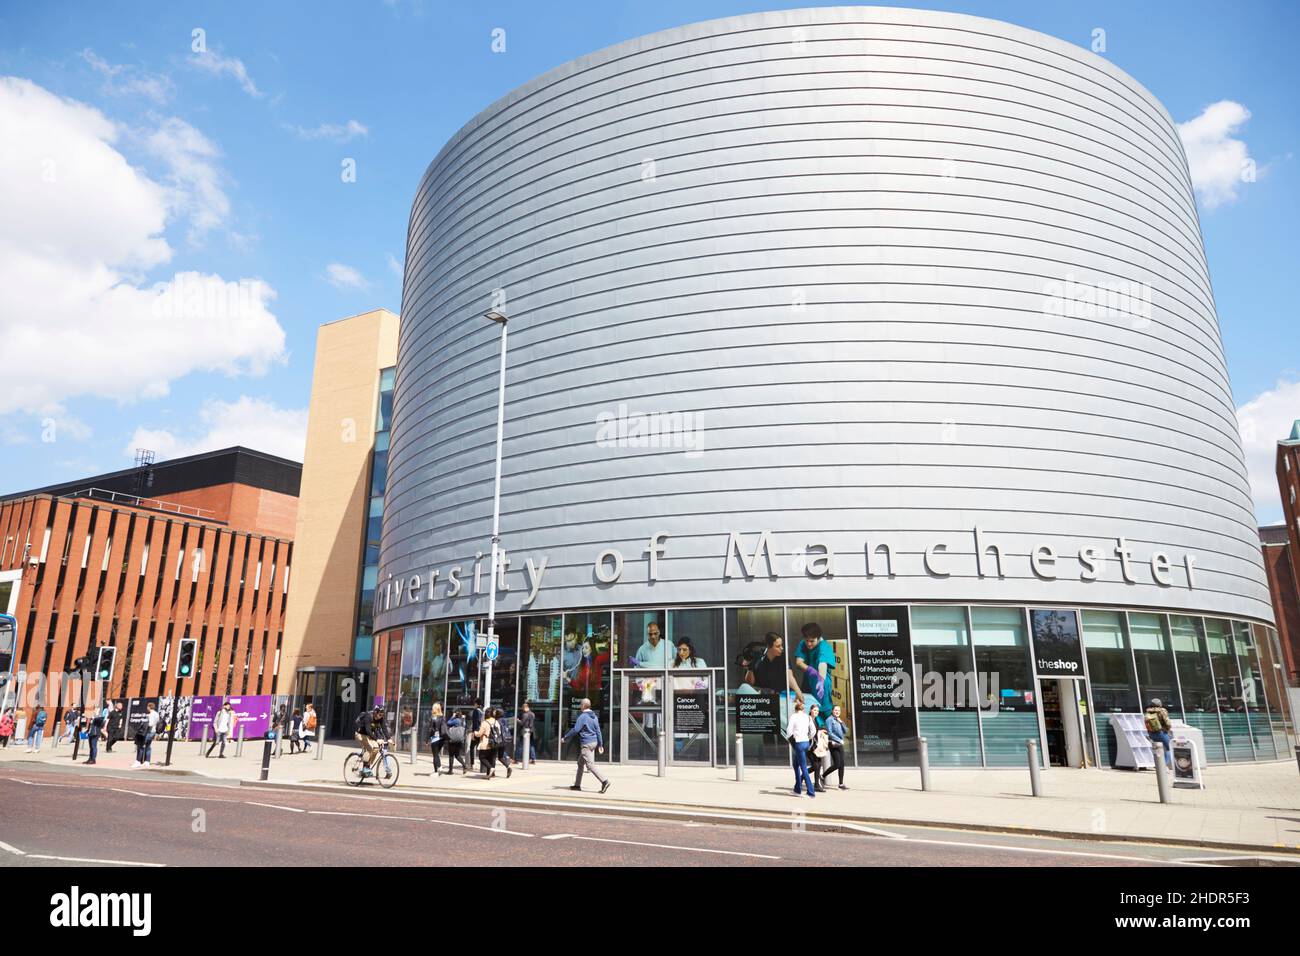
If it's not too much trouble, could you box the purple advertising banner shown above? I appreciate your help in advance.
[186,695,274,739]
[187,696,225,740]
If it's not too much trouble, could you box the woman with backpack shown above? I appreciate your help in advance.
[26,706,47,752]
[493,707,513,778]
[475,708,501,779]
[443,710,469,775]
[427,702,446,773]
[301,703,318,751]
[288,709,304,754]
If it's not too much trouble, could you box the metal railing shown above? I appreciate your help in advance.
[62,488,215,519]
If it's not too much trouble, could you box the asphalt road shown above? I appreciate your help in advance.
[0,765,1276,868]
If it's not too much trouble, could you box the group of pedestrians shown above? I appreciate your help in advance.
[785,698,850,799]
[0,702,132,762]
[425,700,515,779]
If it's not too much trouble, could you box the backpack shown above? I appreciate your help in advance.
[1144,710,1165,733]
[305,711,317,731]
[447,722,466,744]
[488,719,503,748]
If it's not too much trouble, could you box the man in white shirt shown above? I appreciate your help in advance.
[207,702,235,758]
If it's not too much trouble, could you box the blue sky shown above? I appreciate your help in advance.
[0,0,1296,519]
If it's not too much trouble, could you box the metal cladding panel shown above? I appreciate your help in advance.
[375,7,1270,631]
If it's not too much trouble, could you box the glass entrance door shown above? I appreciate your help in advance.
[1038,678,1097,768]
[619,669,666,762]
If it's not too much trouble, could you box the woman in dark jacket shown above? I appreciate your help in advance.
[105,702,125,752]
[443,710,469,775]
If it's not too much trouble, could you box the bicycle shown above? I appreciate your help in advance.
[343,739,400,788]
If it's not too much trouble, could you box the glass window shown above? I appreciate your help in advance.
[725,607,789,766]
[1170,615,1225,762]
[1128,613,1181,719]
[520,615,563,760]
[445,619,478,709]
[1205,618,1252,760]
[1232,622,1273,758]
[1253,623,1295,753]
[911,606,981,766]
[419,622,449,746]
[376,367,395,431]
[786,606,848,734]
[616,610,668,669]
[396,627,424,751]
[971,607,1037,766]
[369,448,388,498]
[1081,610,1140,767]
[848,605,917,767]
[560,612,612,761]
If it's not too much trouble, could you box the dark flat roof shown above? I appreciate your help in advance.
[2,446,302,502]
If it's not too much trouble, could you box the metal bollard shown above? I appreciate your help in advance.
[259,735,273,782]
[1026,739,1042,797]
[199,723,209,755]
[735,733,745,782]
[410,732,417,766]
[657,728,666,778]
[235,725,245,757]
[918,736,931,792]
[522,730,531,770]
[314,731,325,761]
[1153,742,1172,804]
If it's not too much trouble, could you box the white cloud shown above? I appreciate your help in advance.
[80,49,173,104]
[386,252,403,278]
[0,77,285,417]
[188,50,262,98]
[325,262,369,290]
[139,115,230,243]
[1178,100,1254,209]
[1236,378,1300,523]
[287,119,368,143]
[127,396,307,463]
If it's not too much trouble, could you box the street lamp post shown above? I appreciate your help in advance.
[482,309,508,713]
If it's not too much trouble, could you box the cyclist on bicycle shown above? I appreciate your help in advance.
[354,705,389,772]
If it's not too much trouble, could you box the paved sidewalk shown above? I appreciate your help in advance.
[4,737,1297,852]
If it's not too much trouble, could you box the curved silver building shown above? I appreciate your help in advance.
[373,8,1292,771]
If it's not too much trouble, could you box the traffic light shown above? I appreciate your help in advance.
[95,646,116,682]
[176,638,197,679]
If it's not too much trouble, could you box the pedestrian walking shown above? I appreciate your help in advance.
[516,701,536,764]
[207,702,235,758]
[467,701,483,771]
[786,697,815,799]
[808,703,829,793]
[493,707,513,778]
[289,709,304,754]
[443,710,469,774]
[84,705,104,765]
[475,708,500,779]
[427,702,446,774]
[61,706,79,745]
[26,706,47,752]
[302,703,318,751]
[562,698,610,793]
[0,708,14,748]
[142,701,160,765]
[825,704,849,789]
[1144,697,1174,769]
[105,701,125,752]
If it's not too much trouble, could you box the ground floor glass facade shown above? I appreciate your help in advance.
[371,603,1297,770]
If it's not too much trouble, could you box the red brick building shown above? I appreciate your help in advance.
[1272,420,1300,682]
[0,448,299,713]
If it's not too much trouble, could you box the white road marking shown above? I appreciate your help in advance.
[246,801,305,813]
[307,809,532,836]
[896,835,1215,866]
[540,833,779,859]
[0,840,26,855]
[27,853,164,867]
[309,810,424,821]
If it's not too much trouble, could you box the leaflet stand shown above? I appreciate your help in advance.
[1109,713,1154,769]
[1171,736,1205,789]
